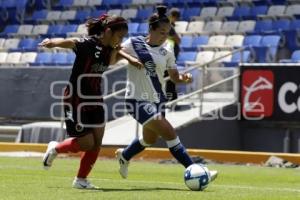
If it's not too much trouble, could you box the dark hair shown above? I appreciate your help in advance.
[86,14,128,36]
[169,8,180,19]
[149,6,170,30]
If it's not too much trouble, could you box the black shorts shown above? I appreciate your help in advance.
[64,105,105,137]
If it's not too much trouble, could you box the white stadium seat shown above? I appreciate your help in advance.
[221,21,239,33]
[121,9,137,20]
[285,5,300,16]
[3,38,20,50]
[0,38,5,49]
[73,0,88,7]
[200,7,218,18]
[237,20,256,33]
[225,35,244,47]
[174,21,188,34]
[148,0,163,4]
[32,25,49,35]
[132,0,147,5]
[186,21,205,34]
[0,52,8,63]
[20,52,37,63]
[267,5,286,16]
[107,9,122,16]
[207,35,226,46]
[47,11,62,21]
[60,10,76,20]
[214,51,232,62]
[203,21,223,33]
[195,51,215,64]
[6,52,22,64]
[17,25,33,35]
[217,6,234,17]
[87,0,102,6]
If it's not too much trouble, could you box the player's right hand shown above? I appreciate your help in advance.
[129,58,144,69]
[38,38,54,48]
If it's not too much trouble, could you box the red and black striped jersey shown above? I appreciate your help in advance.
[64,36,113,108]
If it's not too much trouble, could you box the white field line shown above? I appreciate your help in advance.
[0,164,299,193]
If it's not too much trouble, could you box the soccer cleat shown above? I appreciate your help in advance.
[72,177,99,189]
[43,141,58,170]
[115,148,129,179]
[209,170,218,182]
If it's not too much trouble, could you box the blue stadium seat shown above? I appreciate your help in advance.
[66,52,76,64]
[290,50,300,62]
[47,24,64,36]
[52,52,68,65]
[26,10,48,22]
[231,50,251,62]
[272,19,290,31]
[254,20,273,33]
[0,25,19,36]
[290,19,300,30]
[180,36,193,51]
[18,38,38,51]
[74,10,91,23]
[90,9,106,18]
[34,52,52,65]
[137,23,148,35]
[192,36,209,48]
[233,6,251,18]
[181,7,201,21]
[1,0,16,9]
[61,24,78,35]
[128,23,139,36]
[249,5,268,18]
[53,0,74,10]
[177,52,197,66]
[283,30,300,52]
[136,8,153,21]
[243,35,262,47]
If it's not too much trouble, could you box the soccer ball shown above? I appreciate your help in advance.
[184,164,210,191]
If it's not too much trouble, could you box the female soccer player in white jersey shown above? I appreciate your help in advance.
[116,6,218,181]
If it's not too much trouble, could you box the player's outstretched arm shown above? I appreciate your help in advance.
[168,68,193,84]
[38,38,76,49]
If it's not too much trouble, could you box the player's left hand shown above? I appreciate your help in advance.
[182,73,193,83]
[129,58,144,69]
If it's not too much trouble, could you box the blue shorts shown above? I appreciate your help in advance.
[125,99,166,125]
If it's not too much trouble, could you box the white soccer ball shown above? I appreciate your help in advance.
[184,164,211,191]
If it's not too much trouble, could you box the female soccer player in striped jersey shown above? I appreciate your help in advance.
[40,14,142,189]
[116,6,218,182]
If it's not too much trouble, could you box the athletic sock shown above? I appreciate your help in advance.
[122,138,150,161]
[55,138,81,153]
[166,137,193,168]
[77,148,100,178]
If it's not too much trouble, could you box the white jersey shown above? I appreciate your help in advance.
[122,37,177,103]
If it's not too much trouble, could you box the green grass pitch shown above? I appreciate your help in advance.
[0,156,299,200]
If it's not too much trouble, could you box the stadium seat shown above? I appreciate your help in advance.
[90,9,106,18]
[136,8,153,21]
[60,10,77,20]
[0,52,8,63]
[52,52,68,65]
[74,10,91,23]
[272,19,290,32]
[261,35,281,59]
[20,52,37,63]
[182,7,201,21]
[6,52,22,64]
[137,23,148,35]
[285,4,300,16]
[217,6,234,17]
[87,0,102,6]
[232,6,251,18]
[32,25,49,35]
[66,52,76,64]
[195,51,215,64]
[254,20,273,33]
[237,20,256,33]
[132,0,147,5]
[180,36,193,50]
[0,38,5,49]
[200,7,217,18]
[177,52,197,65]
[249,5,268,17]
[225,35,244,47]
[47,24,64,36]
[16,25,33,36]
[267,5,286,16]
[243,35,262,47]
[203,21,223,33]
[53,0,74,9]
[221,21,239,33]
[18,38,38,51]
[34,52,52,65]
[121,8,137,20]
[174,21,188,34]
[107,9,122,17]
[185,21,205,34]
[192,36,209,48]
[3,38,20,50]
[231,50,251,62]
[61,25,78,35]
[128,23,139,36]
[290,50,300,62]
[73,0,89,7]
[46,11,62,21]
[214,51,232,62]
[207,35,226,46]
[28,10,48,22]
[0,25,19,36]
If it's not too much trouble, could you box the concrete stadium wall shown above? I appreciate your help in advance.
[0,67,126,120]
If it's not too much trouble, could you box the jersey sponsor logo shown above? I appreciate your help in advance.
[143,103,157,115]
[242,70,274,117]
[91,63,107,73]
[144,61,157,77]
[159,47,167,56]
